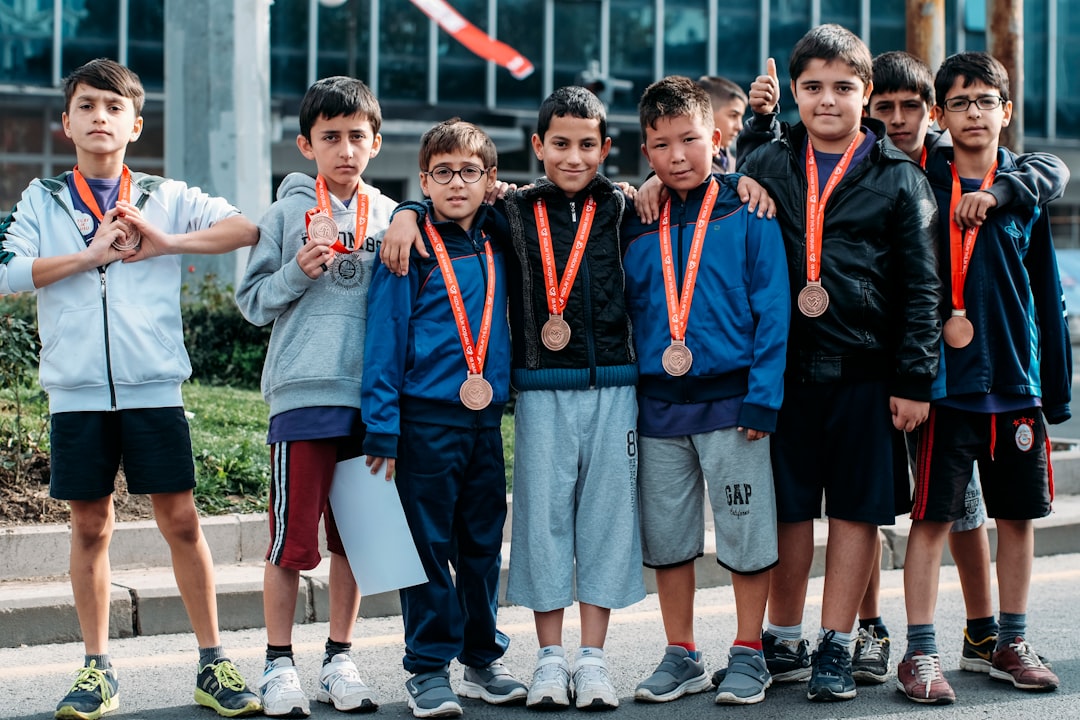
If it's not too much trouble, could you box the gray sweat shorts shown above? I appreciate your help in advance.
[638,428,778,574]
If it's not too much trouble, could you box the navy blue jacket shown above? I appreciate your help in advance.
[926,147,1072,423]
[362,203,511,458]
[622,177,790,432]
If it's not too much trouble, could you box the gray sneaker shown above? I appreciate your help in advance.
[633,646,712,703]
[459,660,527,705]
[405,669,462,718]
[714,646,773,705]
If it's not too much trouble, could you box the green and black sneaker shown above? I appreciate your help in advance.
[195,658,262,717]
[55,660,119,720]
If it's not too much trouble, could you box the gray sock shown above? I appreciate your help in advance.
[904,624,938,660]
[85,654,111,671]
[199,645,225,669]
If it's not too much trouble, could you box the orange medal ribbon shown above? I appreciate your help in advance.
[424,217,496,378]
[532,197,597,317]
[803,132,863,285]
[308,175,369,253]
[659,178,719,344]
[72,164,132,223]
[948,161,998,314]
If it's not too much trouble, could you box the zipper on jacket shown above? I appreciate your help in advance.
[99,268,117,410]
[571,199,596,386]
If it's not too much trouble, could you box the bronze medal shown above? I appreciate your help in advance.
[459,373,493,410]
[308,213,339,244]
[943,310,974,348]
[661,340,693,377]
[111,229,141,252]
[541,314,571,351]
[797,281,829,317]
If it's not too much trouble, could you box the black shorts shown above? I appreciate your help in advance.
[771,380,907,525]
[910,405,1051,522]
[50,408,196,500]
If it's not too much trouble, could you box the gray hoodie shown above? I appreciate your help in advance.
[235,172,396,417]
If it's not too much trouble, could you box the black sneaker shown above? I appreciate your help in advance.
[55,661,119,720]
[195,658,262,717]
[762,630,812,682]
[807,631,856,702]
[851,626,890,684]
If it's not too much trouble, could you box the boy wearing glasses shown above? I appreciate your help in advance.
[898,51,1069,704]
[362,119,526,718]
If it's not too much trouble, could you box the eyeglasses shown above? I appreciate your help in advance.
[424,166,488,184]
[943,95,1004,113]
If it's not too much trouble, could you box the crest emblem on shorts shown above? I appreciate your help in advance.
[1014,417,1035,452]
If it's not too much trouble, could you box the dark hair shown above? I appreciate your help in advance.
[695,75,747,108]
[63,58,145,116]
[298,76,382,140]
[536,86,607,141]
[419,118,498,170]
[934,51,1010,108]
[789,24,873,89]
[872,51,934,105]
[639,75,714,142]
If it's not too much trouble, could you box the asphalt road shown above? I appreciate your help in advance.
[5,553,1078,720]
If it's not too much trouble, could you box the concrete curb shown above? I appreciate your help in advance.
[3,494,1080,649]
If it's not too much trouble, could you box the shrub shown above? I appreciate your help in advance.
[182,272,270,389]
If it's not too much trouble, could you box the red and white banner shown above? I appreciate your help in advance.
[408,0,534,79]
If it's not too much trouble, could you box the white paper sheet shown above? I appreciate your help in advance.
[329,455,428,596]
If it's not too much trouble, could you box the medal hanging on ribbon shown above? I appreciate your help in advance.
[72,164,140,251]
[533,197,596,351]
[658,179,719,377]
[424,217,497,411]
[943,160,997,349]
[306,175,369,253]
[798,132,863,317]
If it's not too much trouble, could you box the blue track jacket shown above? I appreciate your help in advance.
[362,203,511,458]
[926,147,1072,423]
[622,176,790,432]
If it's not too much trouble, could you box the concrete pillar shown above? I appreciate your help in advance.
[906,0,945,78]
[164,0,272,288]
[988,0,1024,152]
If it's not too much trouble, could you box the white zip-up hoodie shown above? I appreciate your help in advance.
[0,171,239,413]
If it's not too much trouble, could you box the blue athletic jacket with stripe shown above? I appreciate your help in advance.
[621,176,790,433]
[362,201,511,459]
[925,146,1072,423]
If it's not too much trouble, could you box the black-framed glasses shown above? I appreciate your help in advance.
[424,166,488,184]
[943,95,1004,113]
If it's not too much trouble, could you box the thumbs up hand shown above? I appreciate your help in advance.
[749,57,780,115]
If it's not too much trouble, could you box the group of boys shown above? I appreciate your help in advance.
[0,18,1068,720]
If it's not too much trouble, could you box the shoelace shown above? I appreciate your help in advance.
[272,667,303,692]
[70,662,114,701]
[1010,640,1046,668]
[211,660,247,692]
[575,662,611,690]
[855,629,887,662]
[909,654,944,697]
[814,634,850,676]
[535,660,569,685]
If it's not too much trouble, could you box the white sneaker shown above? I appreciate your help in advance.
[526,648,571,708]
[316,654,378,712]
[573,649,619,709]
[259,657,310,718]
